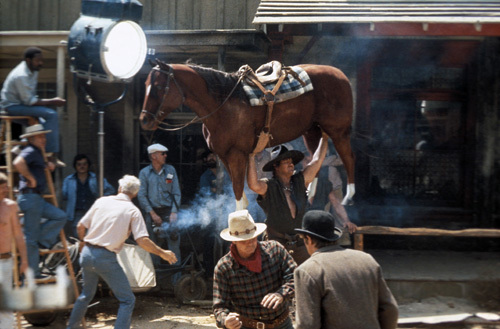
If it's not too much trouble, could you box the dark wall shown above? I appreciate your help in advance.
[474,37,500,227]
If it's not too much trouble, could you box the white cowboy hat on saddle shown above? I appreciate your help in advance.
[220,210,267,242]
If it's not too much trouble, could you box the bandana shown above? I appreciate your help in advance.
[230,242,262,273]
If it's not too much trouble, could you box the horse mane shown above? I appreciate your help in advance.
[187,65,247,104]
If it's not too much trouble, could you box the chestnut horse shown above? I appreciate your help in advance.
[140,60,355,207]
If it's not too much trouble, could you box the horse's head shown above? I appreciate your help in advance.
[140,60,185,130]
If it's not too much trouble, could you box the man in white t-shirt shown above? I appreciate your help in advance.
[66,175,177,329]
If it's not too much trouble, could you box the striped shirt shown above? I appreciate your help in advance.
[213,240,296,326]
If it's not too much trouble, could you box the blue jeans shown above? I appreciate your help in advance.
[145,214,181,284]
[67,245,135,329]
[6,104,60,153]
[17,193,66,276]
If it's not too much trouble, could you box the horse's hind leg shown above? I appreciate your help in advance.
[324,125,355,205]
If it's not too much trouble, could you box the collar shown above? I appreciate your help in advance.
[230,242,262,273]
[21,61,36,77]
[311,244,343,257]
[117,193,132,201]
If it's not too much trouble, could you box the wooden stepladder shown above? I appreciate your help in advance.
[0,115,83,328]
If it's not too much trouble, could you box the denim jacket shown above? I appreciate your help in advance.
[62,171,115,221]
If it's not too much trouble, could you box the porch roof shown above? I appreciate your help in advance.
[253,0,500,24]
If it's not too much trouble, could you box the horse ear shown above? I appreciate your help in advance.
[156,59,171,71]
[148,59,156,67]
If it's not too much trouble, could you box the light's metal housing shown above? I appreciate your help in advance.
[68,16,147,83]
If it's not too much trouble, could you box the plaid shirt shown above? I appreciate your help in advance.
[213,240,296,327]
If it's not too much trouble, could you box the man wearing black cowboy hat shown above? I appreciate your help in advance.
[294,210,398,329]
[247,132,328,265]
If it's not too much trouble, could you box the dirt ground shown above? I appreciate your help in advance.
[18,290,500,328]
[20,291,217,329]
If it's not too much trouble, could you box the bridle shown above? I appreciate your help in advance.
[141,66,193,131]
[141,65,245,131]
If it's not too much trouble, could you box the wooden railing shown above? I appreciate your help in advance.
[353,226,500,251]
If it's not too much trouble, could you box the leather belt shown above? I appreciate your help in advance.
[267,227,304,247]
[0,252,12,259]
[86,243,106,250]
[20,188,41,194]
[239,311,289,329]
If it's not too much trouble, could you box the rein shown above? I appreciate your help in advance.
[142,65,244,132]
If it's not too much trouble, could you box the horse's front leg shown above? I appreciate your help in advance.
[222,150,249,210]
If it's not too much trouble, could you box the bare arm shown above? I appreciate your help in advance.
[247,153,268,195]
[11,204,28,274]
[328,191,357,234]
[76,222,87,241]
[136,236,177,264]
[32,97,66,107]
[303,132,329,186]
[13,156,37,188]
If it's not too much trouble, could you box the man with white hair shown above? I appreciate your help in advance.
[66,175,177,329]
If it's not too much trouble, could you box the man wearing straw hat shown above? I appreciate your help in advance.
[213,210,296,329]
[294,210,398,329]
[13,124,67,278]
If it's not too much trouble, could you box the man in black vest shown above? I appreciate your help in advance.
[247,132,328,265]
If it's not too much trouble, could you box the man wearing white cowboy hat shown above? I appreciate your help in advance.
[294,210,398,329]
[213,210,296,329]
[13,124,67,278]
[248,130,329,265]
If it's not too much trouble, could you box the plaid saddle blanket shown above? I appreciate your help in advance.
[241,65,314,106]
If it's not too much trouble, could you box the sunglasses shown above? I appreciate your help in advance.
[157,152,167,156]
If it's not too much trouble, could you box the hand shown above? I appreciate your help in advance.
[151,212,162,226]
[224,312,242,329]
[47,161,56,171]
[169,212,177,222]
[261,292,284,309]
[51,97,66,107]
[26,176,37,188]
[160,250,177,264]
[344,221,357,234]
[19,259,28,275]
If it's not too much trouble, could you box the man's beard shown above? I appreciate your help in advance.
[206,161,216,168]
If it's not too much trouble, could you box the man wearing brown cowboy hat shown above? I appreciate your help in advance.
[13,124,67,278]
[213,210,296,329]
[248,132,328,265]
[294,210,398,329]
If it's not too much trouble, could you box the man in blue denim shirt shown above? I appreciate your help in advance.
[138,143,181,278]
[13,124,66,278]
[62,154,115,238]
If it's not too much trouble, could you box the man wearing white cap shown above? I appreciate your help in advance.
[137,143,181,278]
[13,124,67,278]
[213,210,296,329]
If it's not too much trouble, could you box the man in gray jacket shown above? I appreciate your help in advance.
[294,210,398,329]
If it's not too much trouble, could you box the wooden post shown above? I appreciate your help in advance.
[354,233,364,251]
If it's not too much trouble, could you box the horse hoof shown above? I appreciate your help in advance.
[341,199,354,206]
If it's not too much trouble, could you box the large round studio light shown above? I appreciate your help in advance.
[68,16,147,82]
[101,21,147,80]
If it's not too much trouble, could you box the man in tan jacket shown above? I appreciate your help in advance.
[294,210,398,329]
